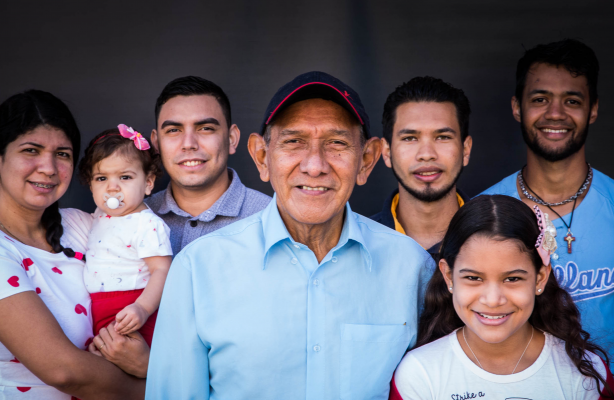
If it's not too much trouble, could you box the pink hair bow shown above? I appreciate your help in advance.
[118,124,151,151]
[533,205,558,266]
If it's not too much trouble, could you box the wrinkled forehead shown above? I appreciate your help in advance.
[269,98,362,139]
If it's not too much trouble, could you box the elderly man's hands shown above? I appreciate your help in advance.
[89,321,150,378]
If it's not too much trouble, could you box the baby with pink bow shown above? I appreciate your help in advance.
[77,124,172,346]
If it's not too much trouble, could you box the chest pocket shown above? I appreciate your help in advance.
[340,323,410,400]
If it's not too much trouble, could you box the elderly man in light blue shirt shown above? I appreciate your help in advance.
[146,71,435,400]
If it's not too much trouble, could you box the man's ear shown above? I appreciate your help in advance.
[356,137,382,186]
[247,133,270,182]
[511,96,522,123]
[381,138,392,169]
[462,135,473,167]
[150,129,160,153]
[228,124,240,155]
[589,99,599,125]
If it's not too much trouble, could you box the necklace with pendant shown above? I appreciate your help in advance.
[463,326,534,374]
[518,165,592,255]
[518,164,592,206]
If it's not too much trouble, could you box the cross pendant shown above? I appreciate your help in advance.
[564,231,575,254]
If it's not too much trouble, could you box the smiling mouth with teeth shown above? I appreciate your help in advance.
[181,160,204,167]
[477,312,510,320]
[541,128,569,133]
[300,186,329,191]
[416,171,440,176]
[32,183,54,189]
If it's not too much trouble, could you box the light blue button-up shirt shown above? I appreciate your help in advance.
[146,196,435,400]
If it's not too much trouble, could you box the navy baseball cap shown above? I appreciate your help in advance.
[260,71,370,139]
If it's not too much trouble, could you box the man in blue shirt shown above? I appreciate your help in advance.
[481,39,614,362]
[146,71,435,399]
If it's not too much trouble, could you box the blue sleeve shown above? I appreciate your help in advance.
[145,252,210,399]
[416,254,436,334]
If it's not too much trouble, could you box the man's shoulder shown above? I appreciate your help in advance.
[367,189,397,230]
[178,210,266,256]
[354,212,430,260]
[145,189,166,212]
[591,169,614,204]
[241,188,272,215]
[355,212,403,236]
[369,211,386,224]
[478,171,519,197]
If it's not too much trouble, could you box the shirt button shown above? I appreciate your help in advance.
[291,258,298,264]
[313,345,321,352]
[190,220,198,227]
[313,279,319,286]
[294,244,300,249]
[331,257,338,263]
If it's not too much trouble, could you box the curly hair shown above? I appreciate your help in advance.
[515,39,599,106]
[417,195,613,398]
[78,127,162,185]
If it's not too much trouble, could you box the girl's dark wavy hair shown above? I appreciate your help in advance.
[78,128,162,185]
[417,195,612,397]
[0,90,82,260]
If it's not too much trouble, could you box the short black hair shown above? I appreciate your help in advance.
[154,76,232,128]
[382,76,471,143]
[515,39,599,106]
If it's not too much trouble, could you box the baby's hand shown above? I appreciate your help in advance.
[115,303,149,335]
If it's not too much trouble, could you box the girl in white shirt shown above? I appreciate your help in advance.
[77,125,172,346]
[391,195,613,400]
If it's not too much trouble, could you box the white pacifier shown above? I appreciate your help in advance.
[103,192,125,210]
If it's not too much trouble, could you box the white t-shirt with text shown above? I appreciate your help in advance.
[395,330,606,400]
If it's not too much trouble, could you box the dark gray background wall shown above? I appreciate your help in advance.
[1,0,612,216]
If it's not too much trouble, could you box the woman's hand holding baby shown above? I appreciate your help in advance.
[90,321,150,378]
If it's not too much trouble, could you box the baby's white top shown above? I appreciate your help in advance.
[84,207,172,293]
[394,329,607,400]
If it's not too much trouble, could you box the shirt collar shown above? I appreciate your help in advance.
[261,194,372,271]
[391,190,465,236]
[156,168,246,221]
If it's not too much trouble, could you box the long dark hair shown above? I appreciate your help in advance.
[0,90,82,260]
[417,195,612,397]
